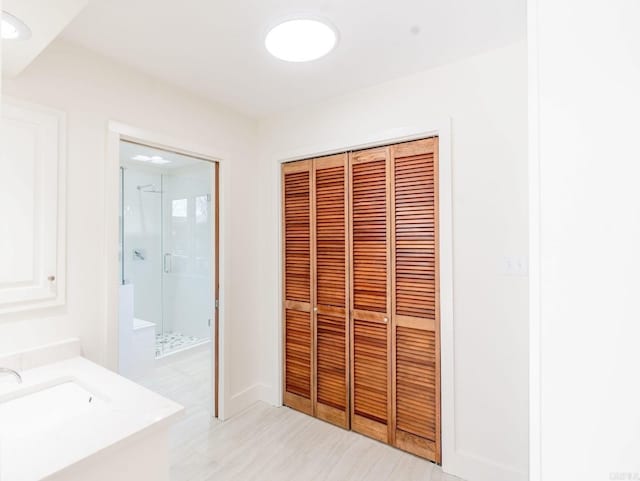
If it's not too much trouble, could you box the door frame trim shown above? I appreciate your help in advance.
[105,121,226,419]
[271,118,454,472]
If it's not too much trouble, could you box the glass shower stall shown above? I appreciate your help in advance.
[119,141,215,358]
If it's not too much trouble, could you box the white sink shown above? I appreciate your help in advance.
[0,356,182,481]
[0,378,109,440]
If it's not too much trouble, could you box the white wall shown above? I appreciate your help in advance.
[0,39,264,418]
[530,1,640,480]
[257,42,528,481]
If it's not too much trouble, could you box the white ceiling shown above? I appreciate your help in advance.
[61,0,525,118]
[2,0,87,76]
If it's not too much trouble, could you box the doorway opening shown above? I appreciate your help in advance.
[117,139,220,417]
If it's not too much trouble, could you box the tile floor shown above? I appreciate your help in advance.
[155,331,208,357]
[140,347,462,481]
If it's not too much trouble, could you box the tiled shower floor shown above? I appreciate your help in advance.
[155,331,209,357]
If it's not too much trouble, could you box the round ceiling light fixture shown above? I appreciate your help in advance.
[265,19,337,62]
[1,11,31,40]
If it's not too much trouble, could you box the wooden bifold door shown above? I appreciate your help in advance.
[282,138,440,463]
[282,154,350,428]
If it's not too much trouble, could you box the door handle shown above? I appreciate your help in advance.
[163,253,172,273]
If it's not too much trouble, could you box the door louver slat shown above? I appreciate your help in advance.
[395,327,436,439]
[284,170,311,303]
[316,165,346,308]
[353,319,387,423]
[285,309,312,398]
[352,159,387,313]
[394,152,436,319]
[317,313,346,410]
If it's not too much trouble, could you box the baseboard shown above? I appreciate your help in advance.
[224,382,270,420]
[257,381,524,481]
[446,449,527,481]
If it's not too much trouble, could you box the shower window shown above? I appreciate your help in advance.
[172,198,188,218]
[195,195,208,224]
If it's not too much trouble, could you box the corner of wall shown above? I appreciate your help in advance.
[223,382,272,421]
[446,450,527,481]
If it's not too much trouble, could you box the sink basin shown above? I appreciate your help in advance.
[0,378,108,440]
[0,356,182,481]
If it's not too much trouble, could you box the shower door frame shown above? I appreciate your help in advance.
[106,121,224,419]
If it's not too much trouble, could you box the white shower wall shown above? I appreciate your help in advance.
[122,167,163,333]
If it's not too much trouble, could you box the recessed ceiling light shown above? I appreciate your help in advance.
[265,19,337,62]
[132,153,171,165]
[1,11,31,40]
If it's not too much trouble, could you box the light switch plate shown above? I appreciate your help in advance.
[502,256,529,277]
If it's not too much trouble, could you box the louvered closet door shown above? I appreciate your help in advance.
[282,160,314,416]
[313,153,349,428]
[349,146,392,443]
[391,137,441,462]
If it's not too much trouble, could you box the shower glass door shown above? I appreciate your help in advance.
[160,162,214,356]
[120,141,214,358]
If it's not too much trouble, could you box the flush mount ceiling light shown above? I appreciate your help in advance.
[1,11,31,40]
[151,157,171,165]
[132,154,171,165]
[265,19,337,62]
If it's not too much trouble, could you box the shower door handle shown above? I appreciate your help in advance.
[163,253,172,273]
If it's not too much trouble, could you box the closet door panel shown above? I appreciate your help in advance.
[285,308,312,407]
[349,147,392,443]
[352,315,389,442]
[391,137,440,462]
[282,160,314,415]
[316,310,347,425]
[314,153,349,428]
[394,322,437,458]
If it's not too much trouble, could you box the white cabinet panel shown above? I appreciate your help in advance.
[0,99,66,313]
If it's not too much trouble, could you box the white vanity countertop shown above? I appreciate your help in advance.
[0,356,184,481]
